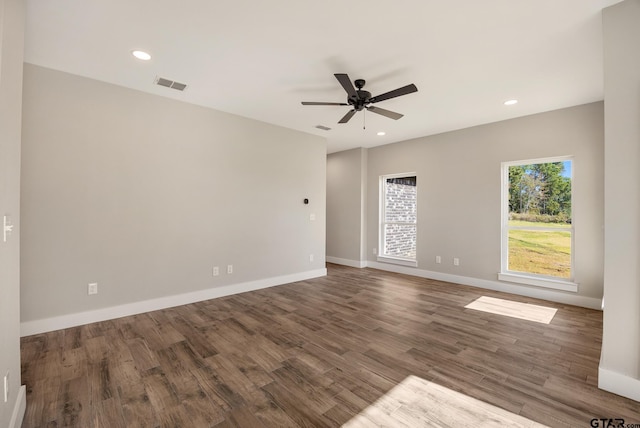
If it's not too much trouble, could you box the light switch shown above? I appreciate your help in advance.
[3,215,14,243]
[310,213,316,221]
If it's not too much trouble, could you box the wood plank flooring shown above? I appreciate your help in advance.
[20,264,640,427]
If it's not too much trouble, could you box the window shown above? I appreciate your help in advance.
[499,157,576,291]
[379,174,417,267]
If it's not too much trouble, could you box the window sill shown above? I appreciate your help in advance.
[498,272,578,292]
[377,256,418,268]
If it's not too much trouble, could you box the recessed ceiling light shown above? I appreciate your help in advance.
[504,99,518,106]
[132,50,151,61]
[377,131,386,136]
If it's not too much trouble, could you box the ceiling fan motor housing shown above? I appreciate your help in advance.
[348,79,371,111]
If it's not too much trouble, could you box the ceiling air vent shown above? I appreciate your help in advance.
[154,76,188,91]
[315,125,331,131]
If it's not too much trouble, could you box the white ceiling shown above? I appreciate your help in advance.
[24,0,621,154]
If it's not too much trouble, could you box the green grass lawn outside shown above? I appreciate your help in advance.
[508,226,571,278]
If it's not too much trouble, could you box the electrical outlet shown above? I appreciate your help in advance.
[227,265,233,274]
[213,266,219,276]
[4,371,9,403]
[453,258,460,266]
[373,248,377,255]
[309,213,316,221]
[435,256,441,264]
[88,282,98,295]
[309,254,314,262]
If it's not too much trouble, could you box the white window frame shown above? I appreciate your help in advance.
[378,172,418,267]
[498,156,577,292]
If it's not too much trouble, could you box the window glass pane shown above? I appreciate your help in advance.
[384,224,417,259]
[508,229,571,278]
[505,160,572,280]
[384,177,417,223]
[508,161,572,225]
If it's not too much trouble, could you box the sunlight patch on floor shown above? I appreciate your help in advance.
[342,375,548,427]
[465,296,557,324]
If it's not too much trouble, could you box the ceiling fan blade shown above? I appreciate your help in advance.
[301,102,349,106]
[367,106,404,120]
[370,83,418,103]
[338,109,356,124]
[334,74,357,98]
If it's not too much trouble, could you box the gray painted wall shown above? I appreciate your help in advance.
[20,64,326,323]
[0,0,25,425]
[601,0,640,382]
[361,102,605,300]
[326,148,366,263]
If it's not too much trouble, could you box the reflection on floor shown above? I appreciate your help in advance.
[343,375,548,427]
[465,296,557,324]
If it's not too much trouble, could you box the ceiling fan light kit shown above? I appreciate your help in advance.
[302,73,418,124]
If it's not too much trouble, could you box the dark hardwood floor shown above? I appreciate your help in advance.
[20,264,640,427]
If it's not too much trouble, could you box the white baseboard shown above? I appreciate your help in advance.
[326,256,367,268]
[21,268,327,336]
[8,385,26,428]
[599,367,640,402]
[366,262,602,310]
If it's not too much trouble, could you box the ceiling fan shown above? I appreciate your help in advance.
[302,73,418,124]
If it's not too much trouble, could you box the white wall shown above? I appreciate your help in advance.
[20,64,326,330]
[0,0,26,426]
[360,103,604,303]
[326,148,367,267]
[599,0,640,402]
